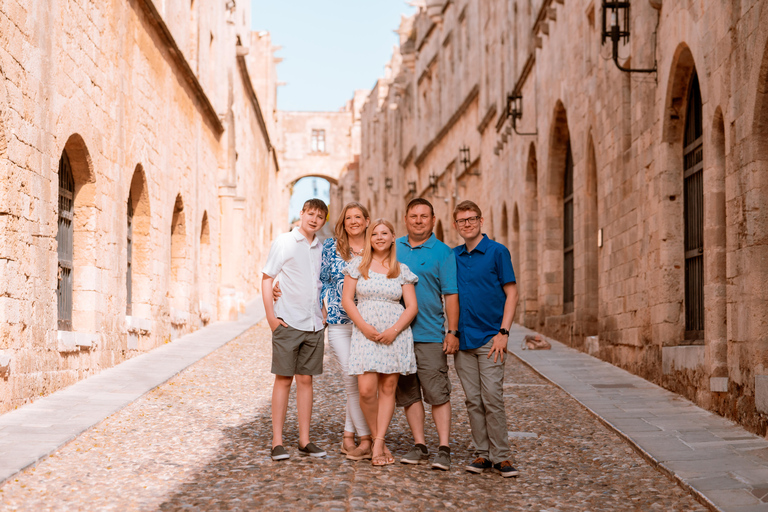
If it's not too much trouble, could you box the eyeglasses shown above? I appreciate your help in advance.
[455,215,481,227]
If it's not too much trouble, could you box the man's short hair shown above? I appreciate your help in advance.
[453,200,482,221]
[302,198,328,217]
[406,197,434,217]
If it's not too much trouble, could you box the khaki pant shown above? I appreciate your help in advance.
[454,340,512,463]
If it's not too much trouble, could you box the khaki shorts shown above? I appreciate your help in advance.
[396,341,451,407]
[271,324,325,376]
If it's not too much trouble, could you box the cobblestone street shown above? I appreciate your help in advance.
[0,322,705,511]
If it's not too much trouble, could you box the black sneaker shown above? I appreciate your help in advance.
[465,457,492,474]
[493,460,519,477]
[271,445,290,461]
[298,442,327,458]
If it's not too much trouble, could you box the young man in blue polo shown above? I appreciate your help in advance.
[453,200,519,477]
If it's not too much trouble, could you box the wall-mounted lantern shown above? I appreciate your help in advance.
[459,146,471,172]
[367,176,374,188]
[459,145,480,176]
[506,94,538,136]
[428,173,439,195]
[407,181,417,195]
[601,1,657,74]
[350,184,358,197]
[385,177,393,191]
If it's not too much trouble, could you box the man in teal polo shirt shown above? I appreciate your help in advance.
[453,200,519,478]
[395,198,459,471]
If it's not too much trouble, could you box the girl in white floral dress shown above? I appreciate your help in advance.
[342,219,418,466]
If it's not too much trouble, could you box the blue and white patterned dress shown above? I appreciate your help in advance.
[320,238,352,325]
[343,257,419,376]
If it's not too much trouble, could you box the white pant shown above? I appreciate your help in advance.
[328,324,370,436]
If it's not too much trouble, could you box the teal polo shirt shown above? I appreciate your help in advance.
[396,233,458,342]
[454,234,516,350]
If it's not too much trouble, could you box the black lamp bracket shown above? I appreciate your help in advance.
[506,94,537,136]
[602,1,657,74]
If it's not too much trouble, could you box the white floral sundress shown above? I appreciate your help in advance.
[343,257,419,376]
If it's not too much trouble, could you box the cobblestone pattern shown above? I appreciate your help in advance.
[0,322,706,511]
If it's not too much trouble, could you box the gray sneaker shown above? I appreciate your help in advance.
[298,442,327,458]
[271,445,290,461]
[431,446,451,471]
[400,444,429,465]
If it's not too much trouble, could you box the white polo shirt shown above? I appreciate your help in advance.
[262,227,324,332]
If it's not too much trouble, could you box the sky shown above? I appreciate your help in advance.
[251,0,417,112]
[252,1,417,221]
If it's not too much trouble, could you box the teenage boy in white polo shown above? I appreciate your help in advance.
[262,198,328,461]
[453,200,520,478]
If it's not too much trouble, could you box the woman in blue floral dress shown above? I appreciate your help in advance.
[342,219,418,466]
[319,202,373,460]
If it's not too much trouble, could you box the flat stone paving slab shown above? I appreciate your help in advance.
[0,300,265,486]
[509,324,768,511]
[0,322,705,511]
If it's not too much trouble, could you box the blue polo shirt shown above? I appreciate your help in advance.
[396,233,458,342]
[454,234,516,350]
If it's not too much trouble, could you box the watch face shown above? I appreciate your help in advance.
[499,329,509,335]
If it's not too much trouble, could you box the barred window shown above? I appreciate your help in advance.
[683,73,704,342]
[57,151,74,331]
[563,141,574,313]
[126,190,134,315]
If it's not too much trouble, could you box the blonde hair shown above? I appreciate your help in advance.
[334,202,370,262]
[358,219,401,279]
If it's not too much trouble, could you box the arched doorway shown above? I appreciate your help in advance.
[523,143,539,328]
[544,101,572,318]
[289,176,332,240]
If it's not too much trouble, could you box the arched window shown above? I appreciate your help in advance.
[126,189,134,315]
[57,151,75,330]
[684,72,704,341]
[171,195,186,283]
[563,141,574,313]
[435,219,444,242]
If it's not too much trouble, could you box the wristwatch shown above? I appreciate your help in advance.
[499,328,510,336]
[447,329,460,337]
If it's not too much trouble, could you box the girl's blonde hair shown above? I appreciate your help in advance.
[358,218,401,279]
[335,202,370,262]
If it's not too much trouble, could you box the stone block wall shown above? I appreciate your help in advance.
[0,0,280,412]
[355,0,768,435]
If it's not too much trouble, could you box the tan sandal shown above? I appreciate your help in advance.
[346,435,373,460]
[340,432,356,455]
[383,446,395,465]
[371,437,388,467]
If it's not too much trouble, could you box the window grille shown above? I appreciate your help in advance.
[57,151,74,331]
[311,129,326,153]
[126,190,133,315]
[683,73,704,342]
[563,141,574,313]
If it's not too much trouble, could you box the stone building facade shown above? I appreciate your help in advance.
[275,91,366,225]
[355,0,768,434]
[0,0,281,412]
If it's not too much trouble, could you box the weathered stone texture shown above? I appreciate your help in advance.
[0,1,281,412]
[355,0,768,434]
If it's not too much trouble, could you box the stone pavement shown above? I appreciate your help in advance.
[0,317,707,511]
[0,300,266,487]
[509,324,768,512]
